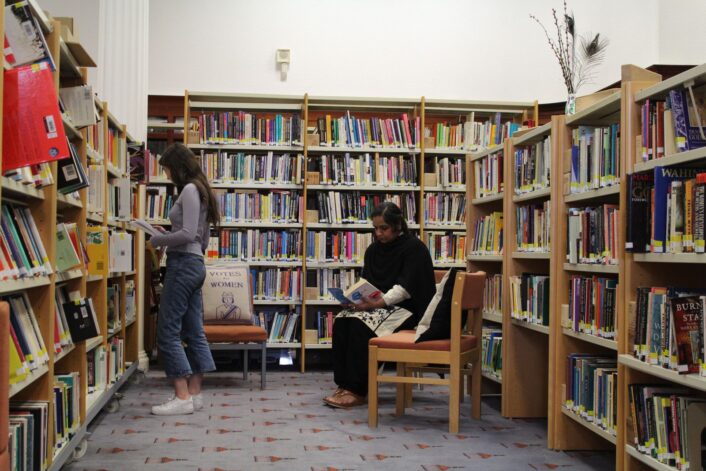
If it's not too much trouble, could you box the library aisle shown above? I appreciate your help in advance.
[63,370,614,470]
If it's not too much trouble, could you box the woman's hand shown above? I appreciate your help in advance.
[154,225,168,233]
[353,297,387,311]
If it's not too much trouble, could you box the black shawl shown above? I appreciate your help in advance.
[361,233,436,322]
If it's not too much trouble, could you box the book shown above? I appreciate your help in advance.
[328,277,382,305]
[59,85,97,127]
[129,218,162,237]
[62,295,100,342]
[4,1,52,68]
[670,296,704,374]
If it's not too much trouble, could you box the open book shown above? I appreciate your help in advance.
[129,218,162,237]
[328,278,383,305]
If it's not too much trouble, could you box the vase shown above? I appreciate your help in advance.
[565,93,577,115]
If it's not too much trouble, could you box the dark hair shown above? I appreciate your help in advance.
[159,142,220,227]
[370,201,408,234]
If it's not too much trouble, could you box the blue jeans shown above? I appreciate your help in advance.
[157,252,216,378]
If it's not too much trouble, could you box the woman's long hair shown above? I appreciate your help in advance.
[370,201,408,234]
[159,142,220,227]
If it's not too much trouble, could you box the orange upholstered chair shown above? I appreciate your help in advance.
[0,302,10,470]
[368,270,485,433]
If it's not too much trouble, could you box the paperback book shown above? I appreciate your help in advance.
[328,278,382,305]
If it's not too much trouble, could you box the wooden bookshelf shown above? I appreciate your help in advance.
[2,9,143,467]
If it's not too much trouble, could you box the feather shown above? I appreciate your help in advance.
[565,13,575,37]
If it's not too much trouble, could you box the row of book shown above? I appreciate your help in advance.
[640,88,706,162]
[106,127,127,175]
[423,231,466,264]
[628,384,706,470]
[208,229,303,261]
[514,135,550,194]
[108,283,122,335]
[430,156,466,188]
[509,274,550,326]
[9,399,50,471]
[423,193,466,225]
[314,311,334,344]
[87,338,125,394]
[481,328,503,381]
[55,222,87,273]
[472,151,503,199]
[6,292,49,385]
[145,149,166,181]
[483,274,502,317]
[632,287,704,375]
[469,212,503,255]
[196,112,303,146]
[108,231,134,274]
[0,203,52,279]
[2,162,53,191]
[315,113,420,149]
[215,189,303,223]
[145,186,175,220]
[52,372,81,456]
[626,167,706,254]
[305,230,372,264]
[515,202,550,252]
[426,114,520,150]
[566,205,620,265]
[87,164,105,214]
[565,354,618,438]
[566,276,618,340]
[307,268,358,300]
[309,153,418,187]
[251,267,302,301]
[311,191,416,225]
[107,178,132,220]
[569,125,620,194]
[199,151,304,184]
[54,286,75,357]
[253,309,301,343]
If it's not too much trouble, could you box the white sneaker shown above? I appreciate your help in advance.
[151,396,194,416]
[192,393,203,410]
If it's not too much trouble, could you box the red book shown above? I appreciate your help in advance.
[3,62,70,172]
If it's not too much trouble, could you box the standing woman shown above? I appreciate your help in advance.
[148,142,220,415]
[324,201,436,408]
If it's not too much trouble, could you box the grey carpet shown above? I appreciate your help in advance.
[63,369,615,471]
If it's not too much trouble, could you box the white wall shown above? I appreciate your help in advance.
[148,0,660,103]
[658,0,706,65]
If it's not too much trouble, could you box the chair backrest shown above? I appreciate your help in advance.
[450,271,485,353]
[434,270,447,283]
[0,302,9,467]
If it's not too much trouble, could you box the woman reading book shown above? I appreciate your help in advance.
[147,143,220,416]
[324,202,436,408]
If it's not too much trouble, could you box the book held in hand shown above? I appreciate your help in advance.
[328,278,382,305]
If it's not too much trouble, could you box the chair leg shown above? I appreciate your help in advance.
[471,357,481,420]
[395,362,406,416]
[404,364,413,407]
[449,367,460,434]
[243,349,249,381]
[260,342,266,390]
[368,346,379,429]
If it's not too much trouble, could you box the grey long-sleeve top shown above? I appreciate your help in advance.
[149,183,209,255]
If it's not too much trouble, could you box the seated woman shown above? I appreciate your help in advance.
[324,201,436,408]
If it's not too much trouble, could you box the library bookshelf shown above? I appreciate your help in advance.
[3,9,143,468]
[501,120,554,419]
[619,64,706,471]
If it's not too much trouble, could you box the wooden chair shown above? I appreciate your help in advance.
[0,302,10,470]
[368,270,485,433]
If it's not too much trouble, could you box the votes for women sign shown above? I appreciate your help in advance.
[202,263,254,325]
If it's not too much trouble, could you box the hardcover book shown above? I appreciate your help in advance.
[670,295,704,374]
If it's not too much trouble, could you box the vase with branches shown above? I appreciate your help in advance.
[530,1,609,114]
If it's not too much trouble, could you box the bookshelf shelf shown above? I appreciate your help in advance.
[0,176,46,199]
[56,192,83,208]
[625,445,678,471]
[563,263,619,274]
[423,186,466,193]
[147,176,171,185]
[466,254,503,262]
[432,261,466,268]
[107,163,123,178]
[512,122,552,146]
[208,260,302,267]
[512,187,551,203]
[305,261,363,269]
[482,310,503,324]
[187,143,304,152]
[307,222,421,230]
[424,148,472,155]
[145,218,170,225]
[307,145,419,154]
[633,146,706,173]
[510,318,550,335]
[56,268,84,282]
[0,275,52,295]
[512,251,550,260]
[565,92,621,126]
[561,328,617,351]
[9,364,49,398]
[564,185,620,203]
[618,354,706,392]
[266,342,302,349]
[211,182,303,190]
[561,407,617,445]
[219,221,303,229]
[85,336,103,352]
[482,371,503,384]
[55,344,76,363]
[471,192,504,205]
[305,343,332,349]
[62,115,83,141]
[146,121,184,129]
[634,63,706,101]
[632,253,706,264]
[303,299,339,306]
[85,363,138,425]
[424,224,466,231]
[86,146,102,162]
[48,424,87,471]
[307,184,420,192]
[253,300,301,306]
[125,317,136,328]
[58,40,81,78]
[469,144,504,161]
[86,274,103,283]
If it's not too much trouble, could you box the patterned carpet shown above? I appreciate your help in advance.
[63,368,615,471]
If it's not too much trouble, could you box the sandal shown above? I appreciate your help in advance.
[323,387,345,405]
[324,390,366,409]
